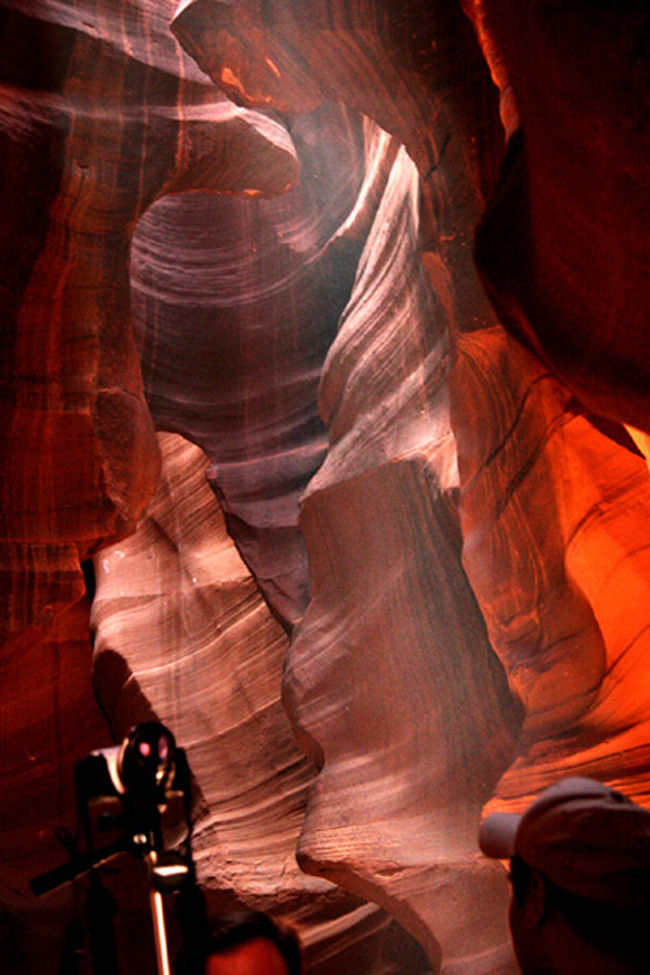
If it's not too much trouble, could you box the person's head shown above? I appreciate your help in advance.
[479,777,650,974]
[204,911,301,975]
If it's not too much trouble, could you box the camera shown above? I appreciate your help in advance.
[75,722,179,807]
[31,722,192,897]
[31,722,195,973]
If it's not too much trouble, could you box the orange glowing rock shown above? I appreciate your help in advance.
[453,327,650,812]
[3,2,649,973]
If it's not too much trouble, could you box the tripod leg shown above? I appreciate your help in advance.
[147,854,171,975]
[86,872,119,974]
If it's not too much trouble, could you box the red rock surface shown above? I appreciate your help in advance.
[465,1,650,432]
[171,0,505,335]
[0,0,297,640]
[453,328,650,810]
[286,136,518,973]
[2,1,650,973]
[129,101,372,627]
[92,432,434,973]
[0,599,114,971]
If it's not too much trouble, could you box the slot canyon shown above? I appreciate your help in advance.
[1,1,648,972]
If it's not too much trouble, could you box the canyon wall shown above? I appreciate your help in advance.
[1,2,649,972]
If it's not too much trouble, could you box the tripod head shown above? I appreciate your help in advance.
[31,722,194,975]
[75,722,183,859]
[31,721,192,895]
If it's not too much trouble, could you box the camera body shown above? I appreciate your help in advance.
[74,722,191,863]
[31,722,192,899]
[76,722,179,808]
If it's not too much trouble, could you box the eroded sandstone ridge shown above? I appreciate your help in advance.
[0,0,300,666]
[1,1,649,973]
[463,1,650,430]
[92,432,433,973]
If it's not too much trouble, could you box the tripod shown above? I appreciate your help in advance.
[31,723,193,975]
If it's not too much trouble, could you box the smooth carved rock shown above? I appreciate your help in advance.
[130,103,386,627]
[452,327,650,811]
[171,5,522,971]
[4,2,648,974]
[171,0,504,335]
[0,0,298,641]
[284,143,519,973]
[92,432,434,974]
[465,1,650,433]
[92,432,326,900]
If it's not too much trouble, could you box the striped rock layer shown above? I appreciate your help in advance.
[2,1,649,974]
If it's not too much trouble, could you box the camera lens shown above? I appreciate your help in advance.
[118,722,176,797]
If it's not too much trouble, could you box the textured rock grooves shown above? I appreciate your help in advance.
[464,0,650,430]
[2,1,650,974]
[453,330,650,809]
[286,139,517,972]
[0,0,298,642]
[92,432,433,974]
[130,101,373,627]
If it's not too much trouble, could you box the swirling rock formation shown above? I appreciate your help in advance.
[93,432,433,973]
[126,104,458,970]
[171,3,520,971]
[130,101,372,627]
[464,1,650,433]
[92,431,320,900]
[129,97,520,969]
[285,134,519,973]
[171,0,505,335]
[3,1,650,973]
[0,0,297,644]
[452,328,650,809]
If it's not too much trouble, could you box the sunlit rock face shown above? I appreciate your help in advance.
[285,135,519,974]
[171,0,505,335]
[2,1,650,974]
[170,3,520,971]
[127,108,462,971]
[93,432,434,974]
[92,432,320,899]
[130,102,373,627]
[452,328,650,811]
